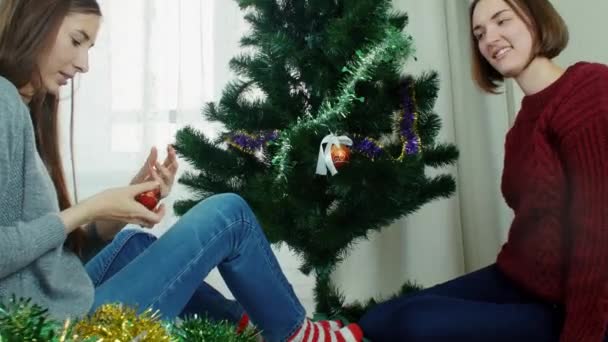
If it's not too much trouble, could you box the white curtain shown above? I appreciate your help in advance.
[59,0,608,315]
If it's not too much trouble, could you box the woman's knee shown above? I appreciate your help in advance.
[113,228,157,249]
[180,193,257,237]
[215,193,250,210]
[89,229,157,285]
[193,193,251,215]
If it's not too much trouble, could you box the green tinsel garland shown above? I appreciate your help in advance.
[270,27,414,185]
[0,296,258,342]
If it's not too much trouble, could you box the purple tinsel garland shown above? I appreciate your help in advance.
[227,81,421,160]
[352,137,384,160]
[228,130,279,154]
[400,80,420,156]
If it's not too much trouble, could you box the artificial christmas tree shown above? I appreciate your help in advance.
[173,0,458,319]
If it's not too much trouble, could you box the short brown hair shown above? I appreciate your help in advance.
[469,0,569,93]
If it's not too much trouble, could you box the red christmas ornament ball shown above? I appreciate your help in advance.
[331,144,350,169]
[136,189,161,210]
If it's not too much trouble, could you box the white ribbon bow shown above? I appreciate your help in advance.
[316,134,353,176]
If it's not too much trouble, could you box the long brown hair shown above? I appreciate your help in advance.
[0,0,102,254]
[469,0,569,93]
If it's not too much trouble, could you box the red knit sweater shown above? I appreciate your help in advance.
[497,61,608,342]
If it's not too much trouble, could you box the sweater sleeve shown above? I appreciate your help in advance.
[0,215,68,279]
[559,113,608,342]
[0,84,67,279]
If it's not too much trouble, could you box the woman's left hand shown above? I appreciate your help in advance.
[130,145,179,199]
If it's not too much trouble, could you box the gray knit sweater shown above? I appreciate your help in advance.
[0,76,94,320]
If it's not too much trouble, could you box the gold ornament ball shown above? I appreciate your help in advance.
[331,145,350,169]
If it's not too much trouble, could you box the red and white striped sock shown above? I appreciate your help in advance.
[318,319,344,331]
[287,319,363,342]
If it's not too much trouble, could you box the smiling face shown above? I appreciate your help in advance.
[37,12,100,95]
[471,0,536,79]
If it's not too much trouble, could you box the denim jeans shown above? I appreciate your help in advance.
[84,193,306,342]
[85,227,245,324]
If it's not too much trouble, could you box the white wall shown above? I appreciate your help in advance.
[510,0,608,114]
[553,0,608,66]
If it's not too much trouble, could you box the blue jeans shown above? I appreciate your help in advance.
[85,228,245,324]
[85,193,305,342]
[359,264,565,341]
